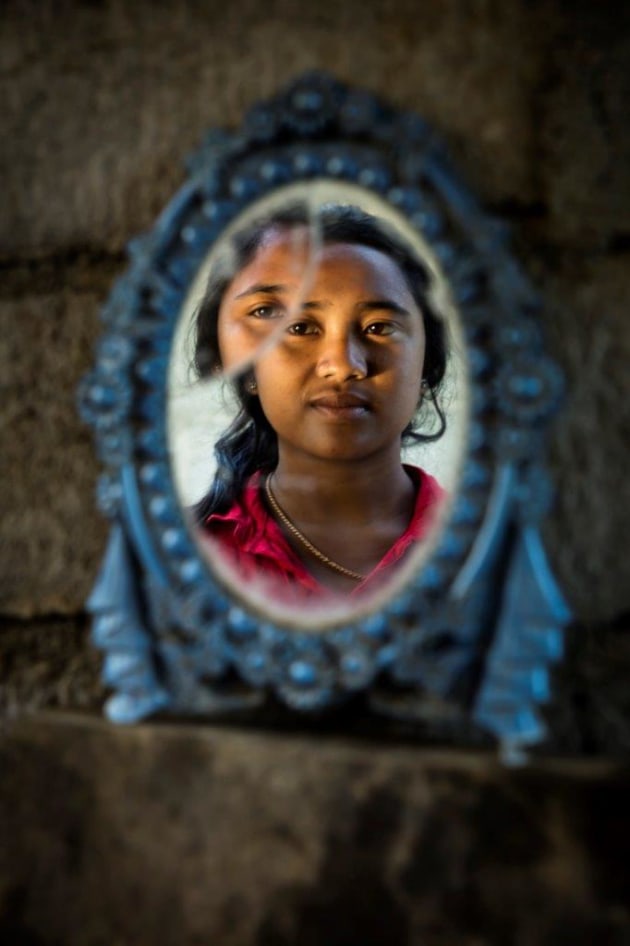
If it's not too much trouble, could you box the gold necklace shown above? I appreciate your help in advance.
[264,474,365,582]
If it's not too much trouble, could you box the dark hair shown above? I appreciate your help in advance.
[192,202,448,521]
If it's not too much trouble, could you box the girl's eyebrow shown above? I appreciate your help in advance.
[233,286,412,316]
[234,282,289,299]
[358,300,412,316]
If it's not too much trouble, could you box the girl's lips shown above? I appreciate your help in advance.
[309,393,372,419]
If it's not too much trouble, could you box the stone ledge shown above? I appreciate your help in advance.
[1,712,629,945]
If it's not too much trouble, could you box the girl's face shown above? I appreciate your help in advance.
[218,227,426,466]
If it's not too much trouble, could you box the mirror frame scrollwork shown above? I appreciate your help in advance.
[79,71,570,760]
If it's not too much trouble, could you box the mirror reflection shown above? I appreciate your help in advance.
[168,183,468,624]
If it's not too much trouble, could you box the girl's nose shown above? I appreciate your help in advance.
[315,333,368,381]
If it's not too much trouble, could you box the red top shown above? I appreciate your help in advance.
[199,465,445,605]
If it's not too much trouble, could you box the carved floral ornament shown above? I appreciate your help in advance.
[79,72,570,762]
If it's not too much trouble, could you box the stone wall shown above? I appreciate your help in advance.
[2,2,630,942]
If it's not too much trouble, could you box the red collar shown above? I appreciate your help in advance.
[201,465,445,601]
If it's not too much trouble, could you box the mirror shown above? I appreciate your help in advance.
[80,72,570,759]
[167,182,469,628]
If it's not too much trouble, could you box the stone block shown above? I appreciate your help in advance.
[0,262,114,616]
[0,617,103,718]
[2,0,550,257]
[537,9,630,248]
[527,254,630,621]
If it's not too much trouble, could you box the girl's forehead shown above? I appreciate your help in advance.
[227,228,415,302]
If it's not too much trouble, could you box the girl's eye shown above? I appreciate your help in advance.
[287,321,317,336]
[364,321,395,336]
[249,304,282,320]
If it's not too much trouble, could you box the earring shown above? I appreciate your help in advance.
[246,376,258,395]
[420,378,429,392]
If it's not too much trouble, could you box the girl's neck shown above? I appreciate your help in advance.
[268,448,417,589]
[272,448,415,528]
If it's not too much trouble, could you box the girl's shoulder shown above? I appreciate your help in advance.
[403,463,445,500]
[199,472,266,543]
[198,473,326,599]
[401,464,446,543]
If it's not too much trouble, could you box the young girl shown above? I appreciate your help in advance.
[192,203,448,606]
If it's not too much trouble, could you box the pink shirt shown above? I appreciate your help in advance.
[200,465,445,604]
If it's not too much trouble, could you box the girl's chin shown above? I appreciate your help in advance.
[293,442,393,465]
[278,430,400,465]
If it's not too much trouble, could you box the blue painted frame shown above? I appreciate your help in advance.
[79,72,570,759]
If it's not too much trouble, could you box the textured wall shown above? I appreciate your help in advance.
[1,3,629,721]
[2,3,630,942]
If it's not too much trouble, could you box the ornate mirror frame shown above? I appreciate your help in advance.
[79,72,570,760]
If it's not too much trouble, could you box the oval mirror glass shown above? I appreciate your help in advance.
[167,181,469,629]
